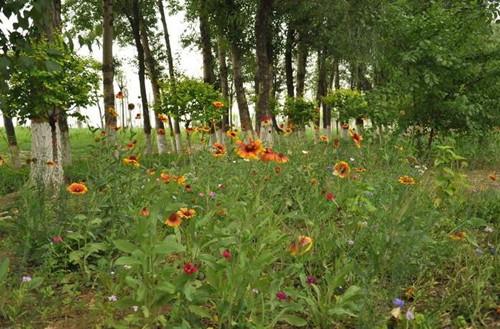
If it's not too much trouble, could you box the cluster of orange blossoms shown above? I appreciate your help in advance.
[226,130,238,139]
[212,101,225,109]
[160,173,187,186]
[234,139,289,163]
[165,207,197,228]
[289,235,314,256]
[349,129,363,148]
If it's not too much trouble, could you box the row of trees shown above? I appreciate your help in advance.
[1,0,500,191]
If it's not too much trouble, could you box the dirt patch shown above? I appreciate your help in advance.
[466,170,499,192]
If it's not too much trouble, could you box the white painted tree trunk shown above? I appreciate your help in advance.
[30,120,64,189]
[157,131,167,154]
[210,132,218,145]
[217,129,225,145]
[259,125,273,146]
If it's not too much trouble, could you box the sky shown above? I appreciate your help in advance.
[0,7,203,128]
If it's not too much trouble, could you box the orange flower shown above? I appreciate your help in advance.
[198,126,211,133]
[212,101,224,109]
[157,128,166,136]
[160,172,171,183]
[186,127,196,134]
[449,231,466,241]
[349,129,363,148]
[284,127,293,135]
[177,207,196,219]
[212,143,226,157]
[274,152,289,163]
[333,161,350,178]
[165,212,182,228]
[67,182,88,195]
[146,168,156,176]
[260,115,272,126]
[399,175,416,185]
[140,207,150,217]
[236,139,265,160]
[489,172,496,181]
[226,130,238,139]
[176,175,186,186]
[289,235,313,256]
[319,135,328,143]
[158,114,168,122]
[123,155,140,167]
[355,167,367,173]
[341,123,349,129]
[260,148,278,162]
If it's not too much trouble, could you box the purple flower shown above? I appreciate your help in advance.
[107,295,118,302]
[405,308,415,320]
[276,291,287,301]
[392,298,405,308]
[21,275,32,283]
[209,191,216,198]
[306,275,317,285]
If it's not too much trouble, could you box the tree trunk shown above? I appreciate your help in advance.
[285,25,294,98]
[296,35,308,98]
[103,0,117,138]
[199,0,216,86]
[333,58,341,90]
[217,38,229,140]
[30,117,63,188]
[317,50,330,133]
[2,113,21,168]
[255,0,273,143]
[140,17,167,154]
[58,113,71,165]
[230,43,253,134]
[129,0,152,155]
[158,0,180,152]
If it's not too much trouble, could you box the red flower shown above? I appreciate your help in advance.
[276,291,287,301]
[51,235,63,244]
[222,249,232,260]
[325,192,336,201]
[183,262,198,275]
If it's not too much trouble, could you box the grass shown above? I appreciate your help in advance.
[0,127,499,328]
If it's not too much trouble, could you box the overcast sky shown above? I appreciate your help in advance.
[0,7,203,128]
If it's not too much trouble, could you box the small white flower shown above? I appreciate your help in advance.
[349,157,355,162]
[347,240,354,246]
[172,195,177,200]
[484,226,494,233]
[110,271,115,276]
[132,305,139,312]
[252,288,259,294]
[21,275,32,283]
[302,150,309,154]
[124,265,132,270]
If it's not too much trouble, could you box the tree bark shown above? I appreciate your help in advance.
[296,35,308,98]
[103,0,117,137]
[129,0,152,154]
[199,0,216,86]
[58,113,71,165]
[158,0,180,152]
[333,58,341,90]
[230,43,253,134]
[317,50,330,133]
[285,25,294,98]
[140,17,167,154]
[2,113,21,168]
[217,38,230,136]
[255,0,273,143]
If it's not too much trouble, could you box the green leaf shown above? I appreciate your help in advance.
[115,256,142,267]
[0,257,10,281]
[153,235,185,255]
[188,305,211,318]
[114,240,138,254]
[157,281,176,294]
[278,314,308,326]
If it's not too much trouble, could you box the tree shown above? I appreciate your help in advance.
[102,0,117,139]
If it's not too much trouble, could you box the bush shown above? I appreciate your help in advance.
[323,89,368,124]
